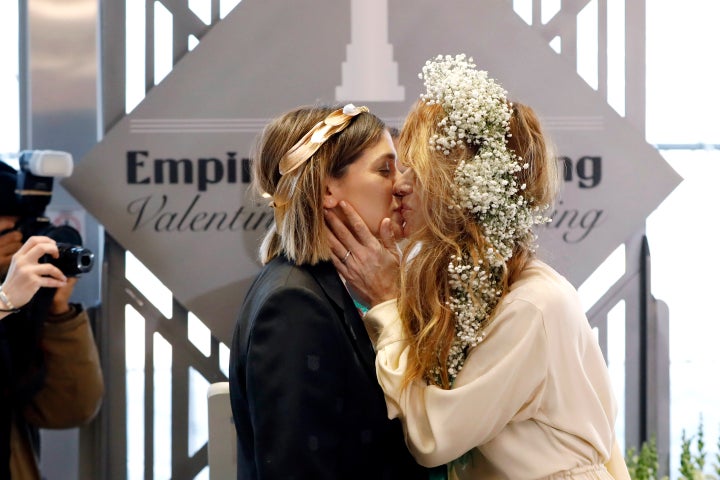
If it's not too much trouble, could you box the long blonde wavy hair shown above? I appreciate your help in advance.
[396,100,560,388]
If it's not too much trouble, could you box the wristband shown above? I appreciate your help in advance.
[0,285,20,313]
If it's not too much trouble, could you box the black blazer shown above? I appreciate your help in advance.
[229,255,426,479]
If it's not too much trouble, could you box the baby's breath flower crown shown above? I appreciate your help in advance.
[419,54,549,384]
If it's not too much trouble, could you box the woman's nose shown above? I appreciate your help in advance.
[393,179,412,197]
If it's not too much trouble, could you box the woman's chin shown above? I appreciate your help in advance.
[401,219,422,238]
[391,220,407,240]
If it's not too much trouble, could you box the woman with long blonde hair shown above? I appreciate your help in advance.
[327,55,629,479]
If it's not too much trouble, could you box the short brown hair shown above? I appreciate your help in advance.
[253,105,386,265]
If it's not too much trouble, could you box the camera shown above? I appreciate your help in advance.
[13,217,95,277]
[0,150,94,277]
[48,243,95,277]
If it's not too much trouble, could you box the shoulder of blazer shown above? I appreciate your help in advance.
[305,260,350,310]
[253,256,348,309]
[235,255,377,382]
[239,256,341,324]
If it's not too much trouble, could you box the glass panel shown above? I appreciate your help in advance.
[188,34,199,51]
[154,333,173,480]
[125,305,146,480]
[188,0,212,25]
[125,0,146,113]
[125,251,173,318]
[219,342,230,378]
[607,300,626,453]
[0,0,19,152]
[188,367,210,456]
[188,312,212,357]
[541,0,561,24]
[549,35,561,54]
[577,244,625,311]
[220,0,243,18]
[576,0,598,90]
[646,1,720,144]
[647,150,720,477]
[606,0,625,116]
[154,1,173,85]
[512,0,533,25]
[194,466,209,480]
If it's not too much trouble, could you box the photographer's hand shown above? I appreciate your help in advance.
[0,236,67,317]
[49,277,78,316]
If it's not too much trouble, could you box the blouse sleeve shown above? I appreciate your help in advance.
[364,298,549,467]
[605,440,631,480]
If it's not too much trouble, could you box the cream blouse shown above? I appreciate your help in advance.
[364,260,630,480]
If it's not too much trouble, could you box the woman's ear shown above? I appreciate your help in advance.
[323,178,340,208]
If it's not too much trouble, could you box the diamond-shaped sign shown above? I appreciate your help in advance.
[63,0,681,344]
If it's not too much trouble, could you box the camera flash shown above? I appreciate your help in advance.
[25,150,74,177]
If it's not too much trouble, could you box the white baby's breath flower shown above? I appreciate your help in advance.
[420,54,551,385]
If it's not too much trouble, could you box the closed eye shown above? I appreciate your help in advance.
[378,160,392,176]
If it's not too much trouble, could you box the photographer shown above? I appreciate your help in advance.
[0,161,103,479]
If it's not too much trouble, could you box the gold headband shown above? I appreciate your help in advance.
[278,104,369,176]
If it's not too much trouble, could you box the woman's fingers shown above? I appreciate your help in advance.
[378,218,397,251]
[325,210,359,262]
[324,203,400,307]
[324,206,362,252]
[325,224,350,274]
[337,201,377,246]
[324,208,363,258]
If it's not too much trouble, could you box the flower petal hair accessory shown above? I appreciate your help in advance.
[420,54,550,384]
[279,104,369,175]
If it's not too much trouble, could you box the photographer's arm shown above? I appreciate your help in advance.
[23,303,104,427]
[0,236,67,320]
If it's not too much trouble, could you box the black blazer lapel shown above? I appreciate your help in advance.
[308,261,377,379]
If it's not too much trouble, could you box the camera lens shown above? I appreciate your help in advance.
[47,243,95,277]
